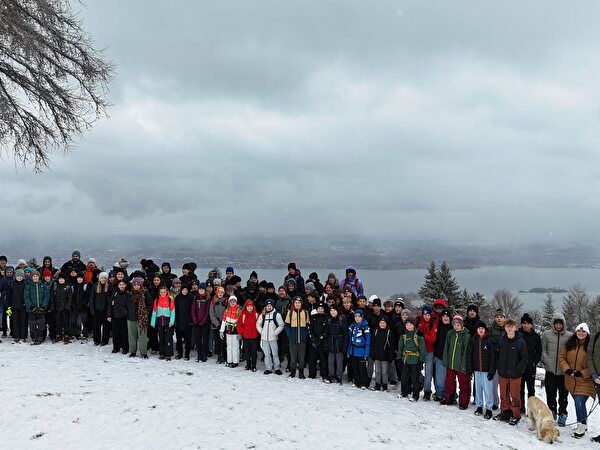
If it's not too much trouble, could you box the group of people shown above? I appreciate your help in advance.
[1,253,600,442]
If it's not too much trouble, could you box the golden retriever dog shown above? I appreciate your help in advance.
[527,396,560,444]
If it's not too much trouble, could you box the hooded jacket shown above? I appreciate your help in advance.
[174,291,194,328]
[490,332,528,379]
[8,279,26,310]
[108,290,130,320]
[470,331,493,372]
[559,339,595,397]
[256,308,284,341]
[237,300,259,339]
[308,310,329,348]
[326,315,348,353]
[285,305,310,344]
[443,326,471,373]
[371,322,395,362]
[209,296,227,329]
[53,282,73,312]
[347,317,371,357]
[397,328,426,365]
[340,266,364,297]
[541,312,573,375]
[519,326,542,376]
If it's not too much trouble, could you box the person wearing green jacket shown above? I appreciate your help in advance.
[588,329,600,443]
[488,309,506,409]
[442,315,472,409]
[397,317,426,401]
[24,270,50,345]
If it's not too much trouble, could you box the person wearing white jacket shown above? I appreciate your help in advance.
[256,299,284,375]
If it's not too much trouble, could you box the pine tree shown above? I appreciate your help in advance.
[562,284,590,330]
[455,288,470,314]
[541,294,556,331]
[418,261,440,304]
[470,292,486,308]
[587,295,600,335]
[438,261,461,308]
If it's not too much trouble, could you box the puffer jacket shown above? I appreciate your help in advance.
[470,332,493,372]
[519,327,542,376]
[347,318,371,357]
[397,328,426,365]
[53,283,73,312]
[443,326,471,373]
[560,340,595,397]
[256,309,284,341]
[209,297,227,330]
[285,307,310,344]
[541,312,573,375]
[24,281,50,313]
[490,332,528,379]
[326,315,348,353]
[588,332,600,380]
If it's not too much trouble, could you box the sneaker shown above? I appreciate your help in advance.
[557,414,567,427]
[484,410,493,420]
[492,404,499,411]
[360,386,367,390]
[493,411,512,422]
[274,370,283,375]
[508,417,520,426]
[184,357,189,361]
[288,370,296,378]
[591,434,600,443]
[264,370,272,375]
[474,407,483,416]
[572,423,587,439]
[409,397,416,402]
[370,384,381,391]
[423,392,431,401]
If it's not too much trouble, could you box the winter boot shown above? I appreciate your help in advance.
[591,434,600,443]
[381,384,388,391]
[288,369,296,378]
[175,354,182,360]
[573,422,587,439]
[336,377,343,385]
[474,407,483,416]
[370,383,381,391]
[557,414,567,427]
[493,410,512,422]
[298,370,306,379]
[423,391,431,401]
[484,410,493,420]
[274,369,283,375]
[508,417,520,426]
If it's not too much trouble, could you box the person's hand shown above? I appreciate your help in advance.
[220,332,224,340]
[565,369,574,376]
[487,373,494,381]
[574,370,583,378]
[107,317,112,322]
[595,378,600,385]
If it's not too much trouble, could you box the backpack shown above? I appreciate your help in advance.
[260,311,279,328]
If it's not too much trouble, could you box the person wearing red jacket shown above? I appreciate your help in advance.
[191,283,211,362]
[417,305,438,401]
[238,299,260,372]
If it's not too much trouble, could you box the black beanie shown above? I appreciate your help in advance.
[520,313,533,324]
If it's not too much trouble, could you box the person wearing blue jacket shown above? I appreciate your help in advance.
[348,309,371,389]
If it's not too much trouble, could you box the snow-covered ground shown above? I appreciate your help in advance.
[1,340,598,449]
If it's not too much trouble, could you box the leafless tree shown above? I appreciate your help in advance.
[0,0,112,171]
[490,289,524,321]
[562,284,591,330]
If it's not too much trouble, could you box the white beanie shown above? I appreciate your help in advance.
[368,295,379,304]
[88,258,97,265]
[228,295,237,303]
[575,323,590,334]
[99,272,108,280]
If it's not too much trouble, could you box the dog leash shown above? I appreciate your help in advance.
[562,398,598,427]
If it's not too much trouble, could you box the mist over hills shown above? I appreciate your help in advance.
[0,235,598,271]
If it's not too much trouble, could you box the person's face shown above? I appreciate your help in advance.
[308,296,316,304]
[206,286,213,294]
[278,288,287,298]
[521,322,533,332]
[468,310,477,318]
[44,275,51,283]
[100,277,108,284]
[162,266,170,274]
[357,299,366,308]
[191,285,199,292]
[422,311,431,321]
[198,288,206,296]
[293,300,302,309]
[6,270,13,278]
[326,298,334,307]
[505,324,516,335]
[316,306,324,314]
[554,321,564,332]
[354,314,362,323]
[182,268,189,276]
[116,272,124,281]
[325,285,333,294]
[434,305,444,314]
[181,287,189,296]
[288,268,295,276]
[453,322,462,331]
[70,270,77,278]
[226,271,233,279]
[267,287,275,294]
[133,284,141,291]
[217,288,225,298]
[378,320,386,329]
[58,278,65,284]
[172,283,181,291]
[265,304,273,312]
[346,270,355,278]
[384,305,393,313]
[476,326,486,336]
[118,281,127,291]
[72,255,80,262]
[327,276,335,284]
[287,282,295,291]
[246,304,254,312]
[405,321,415,331]
[342,299,351,309]
[153,277,161,286]
[442,315,451,324]
[16,275,24,281]
[159,288,168,296]
[330,308,338,317]
[373,305,381,313]
[394,305,402,313]
[44,260,51,266]
[495,316,505,326]
[32,274,40,282]
[576,329,588,340]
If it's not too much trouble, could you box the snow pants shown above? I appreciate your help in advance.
[12,308,27,339]
[401,362,421,398]
[328,352,343,379]
[374,360,389,386]
[28,312,45,343]
[445,368,470,407]
[289,341,306,371]
[112,317,128,352]
[225,334,240,364]
[157,325,174,358]
[351,356,369,388]
[195,323,210,361]
[176,325,192,358]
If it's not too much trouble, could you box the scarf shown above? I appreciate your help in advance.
[132,289,149,328]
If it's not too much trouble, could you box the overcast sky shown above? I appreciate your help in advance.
[2,1,600,244]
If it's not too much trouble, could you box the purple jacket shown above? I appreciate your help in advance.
[191,295,210,326]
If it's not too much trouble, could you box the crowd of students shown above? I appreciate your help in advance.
[1,252,600,441]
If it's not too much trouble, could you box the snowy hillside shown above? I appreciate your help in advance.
[1,341,598,449]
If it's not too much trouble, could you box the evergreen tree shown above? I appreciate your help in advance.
[562,284,590,330]
[541,294,556,331]
[470,292,486,308]
[587,295,600,335]
[418,261,441,303]
[438,261,461,308]
[455,288,470,313]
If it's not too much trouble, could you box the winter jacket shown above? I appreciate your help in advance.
[60,259,86,279]
[53,283,73,312]
[150,293,175,327]
[519,327,542,376]
[237,302,259,339]
[209,297,227,330]
[588,332,600,381]
[443,327,471,374]
[127,289,150,325]
[256,309,284,341]
[89,284,111,313]
[220,305,241,335]
[191,294,210,326]
[541,312,573,375]
[174,292,194,328]
[560,341,596,397]
[326,315,348,353]
[489,322,505,339]
[285,307,310,344]
[308,312,329,348]
[490,332,528,379]
[347,318,371,358]
[371,328,395,362]
[397,329,426,365]
[470,332,493,373]
[275,295,291,322]
[72,282,89,313]
[434,321,453,359]
[416,315,438,353]
[8,279,26,310]
[0,275,13,308]
[108,291,130,320]
[24,281,50,313]
[340,266,364,296]
[464,314,481,336]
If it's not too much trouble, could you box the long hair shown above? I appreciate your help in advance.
[95,279,108,294]
[565,332,590,352]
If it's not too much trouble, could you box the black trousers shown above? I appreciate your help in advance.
[157,325,174,357]
[195,324,210,361]
[28,312,45,343]
[243,337,258,368]
[176,325,192,358]
[112,317,128,352]
[308,344,328,378]
[93,310,110,344]
[12,308,28,339]
[213,328,225,360]
[278,332,290,368]
[55,310,70,337]
[351,356,369,387]
[545,372,569,416]
[2,304,8,335]
[520,371,536,409]
[401,362,421,399]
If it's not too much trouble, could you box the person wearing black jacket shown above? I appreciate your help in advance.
[370,316,395,391]
[470,320,494,419]
[107,281,129,354]
[174,284,194,360]
[60,251,86,279]
[52,274,72,343]
[9,270,27,341]
[308,303,329,380]
[434,309,453,401]
[519,313,542,414]
[464,304,480,336]
[490,319,528,425]
[326,307,347,384]
[160,262,178,289]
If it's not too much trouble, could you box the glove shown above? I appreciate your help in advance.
[574,370,583,378]
[38,307,46,313]
[6,307,12,317]
[487,373,494,381]
[32,307,39,313]
[220,332,224,340]
[565,369,574,376]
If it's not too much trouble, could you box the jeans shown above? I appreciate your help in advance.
[373,360,389,385]
[474,371,494,409]
[423,352,434,394]
[434,357,446,399]
[261,339,280,370]
[572,394,590,424]
[492,371,500,406]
